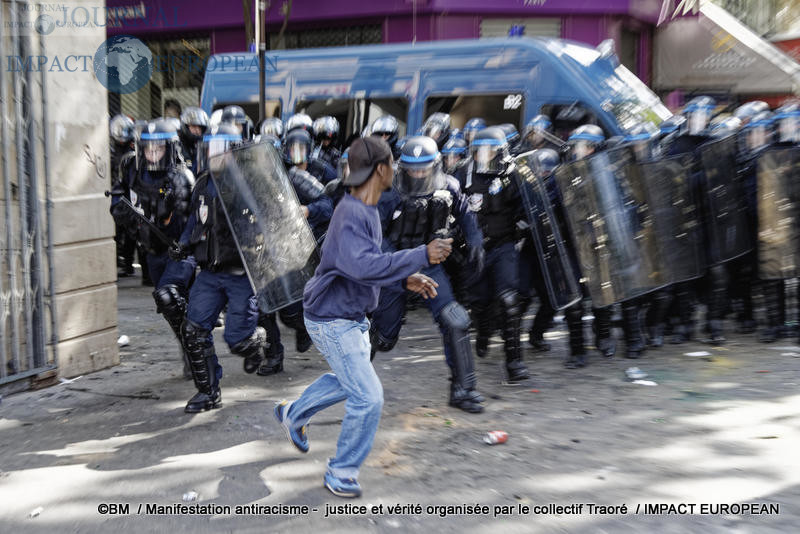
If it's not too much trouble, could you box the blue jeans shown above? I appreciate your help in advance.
[287,317,383,480]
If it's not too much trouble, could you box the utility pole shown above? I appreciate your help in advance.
[258,1,268,122]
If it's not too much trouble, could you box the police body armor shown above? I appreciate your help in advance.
[209,141,319,313]
[127,166,193,255]
[514,152,581,310]
[554,146,665,308]
[188,173,243,271]
[756,146,800,280]
[464,173,519,248]
[387,188,453,250]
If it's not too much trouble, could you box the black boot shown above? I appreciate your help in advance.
[280,306,312,353]
[449,378,484,413]
[500,291,530,382]
[440,302,485,411]
[181,320,222,413]
[593,307,616,357]
[528,330,551,352]
[231,327,267,374]
[564,304,587,368]
[257,342,285,376]
[622,302,646,359]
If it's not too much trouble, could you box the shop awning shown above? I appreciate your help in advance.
[653,1,800,95]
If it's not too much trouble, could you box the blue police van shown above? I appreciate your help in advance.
[199,37,671,141]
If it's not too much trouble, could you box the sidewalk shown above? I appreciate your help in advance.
[1,276,799,533]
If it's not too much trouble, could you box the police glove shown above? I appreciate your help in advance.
[168,241,189,262]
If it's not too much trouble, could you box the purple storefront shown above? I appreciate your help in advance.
[106,0,661,119]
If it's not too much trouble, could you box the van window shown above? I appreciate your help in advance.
[212,101,282,124]
[295,98,408,143]
[424,93,525,130]
[539,103,605,141]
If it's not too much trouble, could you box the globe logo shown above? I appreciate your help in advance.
[34,14,55,35]
[93,35,153,95]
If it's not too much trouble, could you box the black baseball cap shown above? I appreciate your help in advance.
[343,135,393,187]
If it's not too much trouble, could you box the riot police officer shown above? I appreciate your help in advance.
[521,115,559,152]
[422,112,451,150]
[286,112,313,135]
[312,116,341,168]
[179,106,209,175]
[172,124,267,412]
[109,114,137,278]
[441,137,468,181]
[111,118,196,377]
[563,124,618,358]
[497,123,523,155]
[371,136,485,412]
[259,117,284,139]
[220,105,254,139]
[463,127,530,382]
[369,115,402,158]
[462,117,486,146]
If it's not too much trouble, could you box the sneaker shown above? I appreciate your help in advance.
[324,471,362,498]
[273,400,309,453]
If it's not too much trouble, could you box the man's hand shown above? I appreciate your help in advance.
[426,238,453,265]
[406,273,439,299]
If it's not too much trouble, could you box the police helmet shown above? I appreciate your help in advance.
[624,124,657,161]
[523,115,553,148]
[196,123,242,175]
[422,112,451,148]
[179,106,209,144]
[220,105,253,139]
[659,115,686,136]
[528,148,561,180]
[396,136,442,197]
[742,111,774,152]
[566,124,605,161]
[733,101,769,125]
[312,116,339,144]
[774,101,800,143]
[682,96,716,135]
[284,128,312,166]
[441,137,467,174]
[110,114,135,145]
[708,116,742,139]
[286,113,313,134]
[462,117,486,145]
[470,126,511,175]
[369,115,400,147]
[259,117,284,139]
[137,118,180,172]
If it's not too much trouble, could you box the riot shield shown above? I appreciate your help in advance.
[639,154,705,285]
[757,147,800,280]
[698,135,753,264]
[210,142,319,313]
[554,146,665,308]
[514,152,581,310]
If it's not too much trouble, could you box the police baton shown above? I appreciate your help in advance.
[104,190,178,248]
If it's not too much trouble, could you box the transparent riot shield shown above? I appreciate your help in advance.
[514,152,581,310]
[210,142,319,313]
[698,135,753,264]
[554,146,665,308]
[757,147,800,280]
[639,154,705,284]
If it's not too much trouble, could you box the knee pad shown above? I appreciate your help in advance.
[499,290,521,318]
[181,319,211,353]
[439,301,471,334]
[153,284,185,317]
[231,326,267,356]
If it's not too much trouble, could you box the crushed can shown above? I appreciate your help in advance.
[484,431,509,445]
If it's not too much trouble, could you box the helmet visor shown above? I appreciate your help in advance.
[688,109,711,135]
[396,160,438,196]
[570,140,595,161]
[445,153,463,172]
[288,142,307,165]
[778,116,798,143]
[471,144,503,174]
